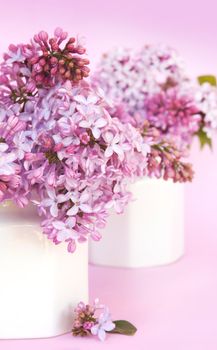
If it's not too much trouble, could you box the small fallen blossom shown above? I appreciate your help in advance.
[72,299,137,341]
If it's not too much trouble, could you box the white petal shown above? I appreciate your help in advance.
[80,204,92,213]
[95,118,107,128]
[47,187,56,200]
[67,205,79,216]
[53,221,65,230]
[98,328,106,342]
[79,120,91,128]
[113,144,124,160]
[91,325,99,336]
[92,127,100,139]
[74,95,86,104]
[41,198,53,207]
[113,133,120,144]
[5,153,16,162]
[104,131,113,143]
[0,143,8,152]
[66,217,76,228]
[62,137,73,146]
[50,203,58,217]
[57,194,68,203]
[87,95,99,104]
[57,229,72,241]
[0,165,15,176]
[80,192,89,203]
[104,147,113,158]
[103,321,115,332]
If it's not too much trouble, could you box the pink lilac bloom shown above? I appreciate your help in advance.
[92,45,188,115]
[144,89,201,149]
[0,29,152,252]
[31,81,151,251]
[0,28,90,108]
[0,29,196,253]
[92,46,197,181]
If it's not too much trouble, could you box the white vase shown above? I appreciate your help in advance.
[89,179,184,268]
[0,202,88,339]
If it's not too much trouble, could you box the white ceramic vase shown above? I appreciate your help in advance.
[89,179,184,268]
[0,202,88,339]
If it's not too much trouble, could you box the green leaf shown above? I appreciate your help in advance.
[108,320,137,336]
[195,128,212,149]
[198,75,217,86]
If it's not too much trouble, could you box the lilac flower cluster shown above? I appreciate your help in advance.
[92,45,200,181]
[72,299,115,341]
[92,45,217,150]
[0,27,90,108]
[0,29,154,252]
[142,121,194,182]
[93,45,188,113]
[144,89,201,148]
[0,30,199,252]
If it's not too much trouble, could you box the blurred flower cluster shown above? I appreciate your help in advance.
[92,45,217,151]
[195,81,217,140]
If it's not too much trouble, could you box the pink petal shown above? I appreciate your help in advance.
[91,325,99,336]
[103,321,115,332]
[98,328,106,342]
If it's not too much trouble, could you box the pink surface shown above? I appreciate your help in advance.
[1,0,217,349]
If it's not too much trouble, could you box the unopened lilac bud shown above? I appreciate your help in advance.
[38,30,48,42]
[50,56,58,65]
[39,58,46,66]
[66,43,75,51]
[76,46,86,54]
[68,37,76,44]
[59,67,66,75]
[59,59,65,65]
[51,67,58,76]
[54,27,63,37]
[64,71,71,79]
[35,74,43,82]
[68,61,74,68]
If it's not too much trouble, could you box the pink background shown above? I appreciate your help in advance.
[1,0,217,349]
